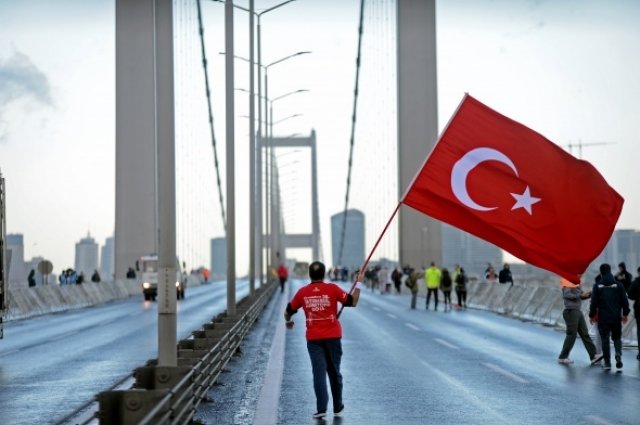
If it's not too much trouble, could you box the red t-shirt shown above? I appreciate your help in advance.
[290,281,349,340]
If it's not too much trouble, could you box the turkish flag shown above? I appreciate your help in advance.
[402,95,623,283]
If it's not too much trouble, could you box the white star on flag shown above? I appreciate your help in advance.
[510,186,541,215]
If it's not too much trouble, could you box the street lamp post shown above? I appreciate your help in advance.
[262,51,310,275]
[224,0,236,316]
[248,0,255,295]
[213,0,297,287]
[269,89,309,141]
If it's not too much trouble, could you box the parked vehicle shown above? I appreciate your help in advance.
[139,255,185,301]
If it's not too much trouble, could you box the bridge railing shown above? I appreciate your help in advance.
[93,281,276,425]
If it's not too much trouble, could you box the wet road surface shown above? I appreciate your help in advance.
[199,280,640,425]
[0,280,249,425]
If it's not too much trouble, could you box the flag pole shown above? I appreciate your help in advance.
[338,94,470,318]
[337,201,402,318]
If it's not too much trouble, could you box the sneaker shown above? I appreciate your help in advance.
[602,363,611,371]
[312,411,327,419]
[615,354,623,369]
[334,405,345,417]
[590,354,604,365]
[558,358,574,365]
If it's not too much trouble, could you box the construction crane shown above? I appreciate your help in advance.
[565,140,617,159]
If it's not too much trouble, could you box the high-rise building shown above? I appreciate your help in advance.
[210,237,227,279]
[75,232,99,278]
[331,209,365,269]
[100,236,115,281]
[6,233,25,284]
[442,224,502,277]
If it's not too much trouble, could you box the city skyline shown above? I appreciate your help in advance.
[1,0,639,275]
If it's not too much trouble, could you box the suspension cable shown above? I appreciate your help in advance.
[337,0,365,266]
[196,0,227,232]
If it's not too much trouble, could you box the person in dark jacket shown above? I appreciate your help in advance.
[440,268,453,312]
[498,263,514,287]
[615,262,633,293]
[589,263,630,371]
[391,267,403,294]
[627,267,640,361]
[454,265,468,309]
[28,269,37,287]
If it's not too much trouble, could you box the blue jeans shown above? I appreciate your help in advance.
[307,338,343,413]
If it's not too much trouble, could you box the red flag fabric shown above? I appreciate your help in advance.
[402,95,624,284]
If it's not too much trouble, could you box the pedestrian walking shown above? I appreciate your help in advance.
[440,268,453,312]
[277,263,289,293]
[391,267,403,294]
[28,269,36,287]
[425,262,441,310]
[91,270,101,283]
[284,261,361,419]
[126,267,136,279]
[454,265,468,309]
[589,274,605,359]
[557,278,601,365]
[615,262,633,293]
[378,266,390,295]
[627,267,640,361]
[484,263,498,283]
[589,263,630,371]
[405,268,422,309]
[498,263,513,287]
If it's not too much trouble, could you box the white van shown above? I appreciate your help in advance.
[139,255,186,301]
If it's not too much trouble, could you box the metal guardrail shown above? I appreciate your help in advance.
[0,171,6,340]
[92,282,276,425]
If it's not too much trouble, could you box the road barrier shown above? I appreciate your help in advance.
[94,282,276,425]
[464,281,638,347]
[5,280,141,320]
[5,275,207,321]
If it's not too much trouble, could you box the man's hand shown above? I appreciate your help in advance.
[622,315,628,324]
[286,321,295,329]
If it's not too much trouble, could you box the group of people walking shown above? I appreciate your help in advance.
[412,262,469,311]
[559,262,640,371]
[358,262,471,311]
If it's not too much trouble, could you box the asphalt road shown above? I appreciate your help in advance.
[200,280,640,425]
[0,280,249,425]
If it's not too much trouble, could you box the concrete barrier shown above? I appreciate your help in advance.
[5,279,142,321]
[466,281,638,347]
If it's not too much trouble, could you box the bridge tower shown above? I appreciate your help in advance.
[397,0,442,269]
[265,131,320,266]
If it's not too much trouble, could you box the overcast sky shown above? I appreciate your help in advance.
[0,0,639,276]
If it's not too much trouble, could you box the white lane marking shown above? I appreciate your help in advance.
[405,322,421,331]
[483,362,528,384]
[434,338,459,350]
[386,313,398,319]
[420,361,512,424]
[584,415,614,425]
[372,306,381,311]
[253,290,289,425]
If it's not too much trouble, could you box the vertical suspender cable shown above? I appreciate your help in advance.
[337,0,366,266]
[196,0,227,232]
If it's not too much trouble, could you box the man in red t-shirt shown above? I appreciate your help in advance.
[284,261,361,419]
[277,263,289,293]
